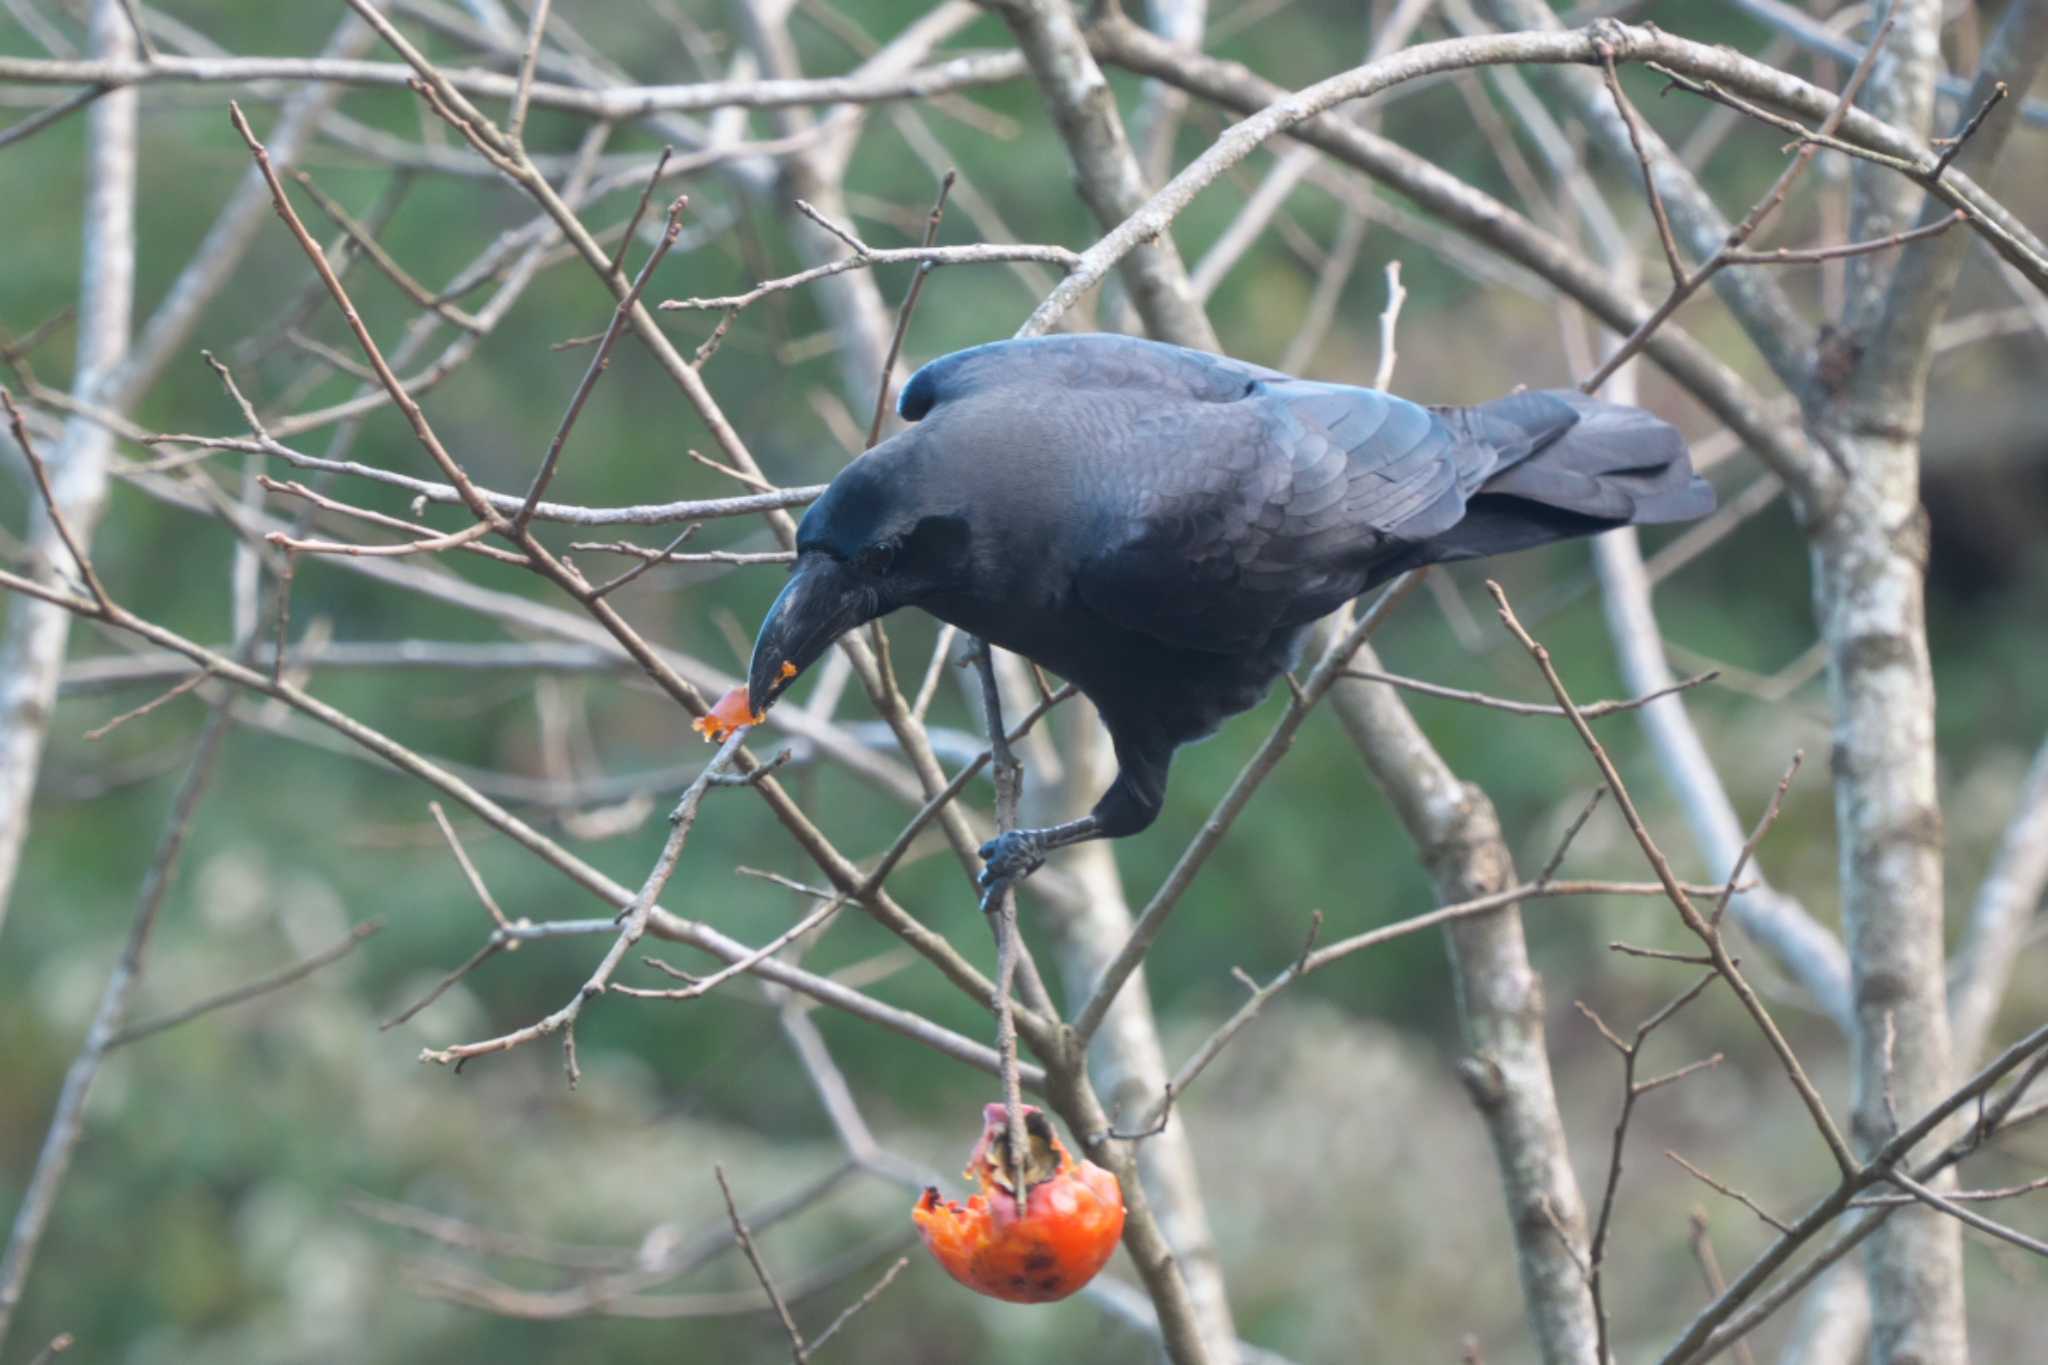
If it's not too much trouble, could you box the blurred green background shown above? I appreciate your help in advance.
[3,1,2045,1361]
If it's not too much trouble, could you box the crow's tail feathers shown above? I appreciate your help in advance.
[1404,390,1715,570]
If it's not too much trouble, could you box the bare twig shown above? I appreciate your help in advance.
[0,707,233,1347]
[1537,789,1605,886]
[1711,753,1801,929]
[607,146,674,276]
[1487,580,1855,1175]
[2,388,113,612]
[1578,15,1895,394]
[429,801,510,930]
[618,894,845,1001]
[80,666,213,741]
[514,196,688,531]
[108,920,382,1047]
[1372,260,1405,389]
[284,170,485,332]
[865,169,954,448]
[1074,573,1421,1044]
[23,1332,74,1365]
[1880,1168,2048,1259]
[417,730,747,1080]
[1684,1212,1758,1365]
[0,48,1032,117]
[805,1256,909,1353]
[1339,666,1716,719]
[1577,970,1723,1362]
[660,242,1079,314]
[505,0,552,148]
[1599,47,1685,286]
[1721,211,1967,265]
[1932,81,2008,179]
[966,639,1032,1201]
[715,1166,809,1363]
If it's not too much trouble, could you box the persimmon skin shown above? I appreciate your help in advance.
[692,662,797,741]
[912,1104,1125,1303]
[692,685,761,741]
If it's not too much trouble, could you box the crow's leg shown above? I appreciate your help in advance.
[977,817,1098,905]
[975,741,1167,907]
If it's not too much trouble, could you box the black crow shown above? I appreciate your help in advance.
[745,334,1712,899]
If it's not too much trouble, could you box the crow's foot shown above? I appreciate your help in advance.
[977,828,1049,910]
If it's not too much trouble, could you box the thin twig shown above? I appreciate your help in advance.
[659,243,1080,313]
[514,195,689,531]
[794,197,869,253]
[607,146,674,276]
[1932,81,2007,179]
[0,85,110,152]
[1372,259,1405,389]
[1684,1212,1758,1365]
[1600,46,1686,285]
[1074,573,1422,1045]
[805,1256,909,1353]
[285,169,484,332]
[505,0,553,148]
[3,387,113,611]
[23,1333,73,1365]
[81,666,214,741]
[381,938,507,1031]
[1722,211,1966,265]
[0,708,235,1346]
[416,730,747,1079]
[267,549,296,688]
[1664,1152,1791,1234]
[586,526,696,599]
[112,0,156,61]
[1487,580,1856,1176]
[715,1166,809,1364]
[1883,1168,2048,1258]
[1712,753,1801,928]
[1537,789,1605,886]
[1340,666,1716,719]
[968,639,1031,1202]
[429,801,510,929]
[865,170,954,448]
[108,921,382,1047]
[618,894,845,1001]
[1580,14,1896,394]
[1579,967,1723,1362]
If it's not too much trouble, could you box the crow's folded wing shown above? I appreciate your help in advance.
[898,334,1290,419]
[1072,378,1516,653]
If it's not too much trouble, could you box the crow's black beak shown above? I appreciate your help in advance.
[746,552,872,712]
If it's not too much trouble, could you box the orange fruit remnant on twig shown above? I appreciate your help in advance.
[691,662,798,742]
[912,1103,1124,1303]
[693,686,761,741]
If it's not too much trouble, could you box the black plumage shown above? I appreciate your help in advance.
[745,334,1714,896]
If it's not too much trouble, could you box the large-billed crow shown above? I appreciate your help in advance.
[745,334,1712,898]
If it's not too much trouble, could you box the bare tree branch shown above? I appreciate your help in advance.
[0,0,137,930]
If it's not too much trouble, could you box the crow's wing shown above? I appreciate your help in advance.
[1072,377,1535,653]
[898,334,1290,420]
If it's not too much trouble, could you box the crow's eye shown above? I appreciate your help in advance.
[857,541,897,576]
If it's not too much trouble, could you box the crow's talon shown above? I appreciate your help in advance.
[977,829,1048,907]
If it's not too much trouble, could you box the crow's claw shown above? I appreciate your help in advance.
[977,828,1049,910]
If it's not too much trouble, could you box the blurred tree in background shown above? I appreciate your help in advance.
[2,2,2045,1363]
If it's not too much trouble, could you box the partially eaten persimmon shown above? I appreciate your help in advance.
[912,1103,1124,1303]
[692,662,797,741]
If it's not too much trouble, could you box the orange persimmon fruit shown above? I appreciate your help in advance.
[912,1103,1125,1303]
[692,662,797,741]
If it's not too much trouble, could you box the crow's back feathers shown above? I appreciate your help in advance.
[890,336,1712,657]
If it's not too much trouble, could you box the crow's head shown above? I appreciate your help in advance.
[746,453,969,712]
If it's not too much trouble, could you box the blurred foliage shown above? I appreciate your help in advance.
[3,1,2046,1362]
